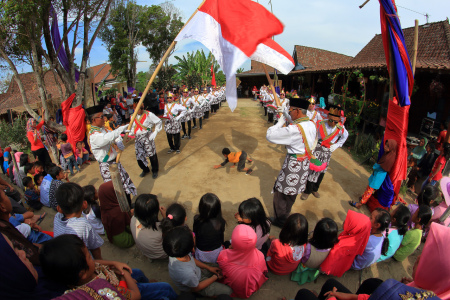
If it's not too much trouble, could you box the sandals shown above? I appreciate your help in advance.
[36,212,47,225]
[348,201,358,208]
[246,168,253,175]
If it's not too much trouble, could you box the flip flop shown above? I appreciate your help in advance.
[247,158,253,163]
[348,201,358,208]
[246,169,253,175]
[36,212,47,225]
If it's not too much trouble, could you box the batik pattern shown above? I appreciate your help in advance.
[99,161,137,196]
[135,131,156,167]
[274,154,310,195]
[308,144,332,182]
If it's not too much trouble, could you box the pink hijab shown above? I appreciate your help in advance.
[217,224,267,298]
[320,210,371,277]
[408,223,450,299]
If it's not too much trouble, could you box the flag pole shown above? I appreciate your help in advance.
[115,0,206,164]
[262,64,282,108]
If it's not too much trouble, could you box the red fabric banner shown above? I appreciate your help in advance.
[211,64,216,87]
[61,93,86,152]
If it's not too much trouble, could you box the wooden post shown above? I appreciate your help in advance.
[412,20,419,76]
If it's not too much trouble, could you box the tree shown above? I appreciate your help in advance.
[0,70,12,93]
[153,65,177,90]
[174,50,221,87]
[0,0,113,132]
[135,71,150,92]
[98,1,165,88]
[237,68,244,74]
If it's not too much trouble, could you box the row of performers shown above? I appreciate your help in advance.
[85,86,227,203]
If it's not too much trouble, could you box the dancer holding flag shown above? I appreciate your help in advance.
[164,92,187,154]
[86,106,137,198]
[266,98,317,227]
[129,99,162,178]
[301,105,348,200]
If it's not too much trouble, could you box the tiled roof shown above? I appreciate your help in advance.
[238,61,275,75]
[0,71,66,114]
[290,45,353,74]
[342,20,450,71]
[89,63,116,83]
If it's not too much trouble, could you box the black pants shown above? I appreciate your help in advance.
[181,120,191,137]
[304,172,325,194]
[264,106,267,116]
[193,118,202,128]
[211,104,218,113]
[272,190,297,223]
[295,278,383,300]
[32,148,52,166]
[167,133,181,150]
[137,154,159,174]
[268,112,274,123]
[0,156,4,173]
[204,111,209,119]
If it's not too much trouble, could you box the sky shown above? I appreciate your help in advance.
[9,0,450,76]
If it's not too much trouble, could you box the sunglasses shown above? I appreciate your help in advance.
[94,115,104,120]
[289,108,299,112]
[328,119,339,124]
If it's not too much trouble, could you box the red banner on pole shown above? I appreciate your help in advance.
[211,64,216,87]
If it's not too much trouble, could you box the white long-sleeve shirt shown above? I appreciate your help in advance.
[89,125,127,162]
[163,103,187,119]
[307,109,323,124]
[318,121,349,151]
[266,119,317,155]
[191,95,206,107]
[129,110,162,136]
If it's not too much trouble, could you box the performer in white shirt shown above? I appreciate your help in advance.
[306,96,323,125]
[191,88,206,130]
[301,105,348,200]
[274,90,290,124]
[163,92,187,154]
[266,98,317,227]
[202,87,211,119]
[129,99,162,178]
[87,105,137,202]
[210,86,219,114]
[266,87,276,123]
[179,88,195,139]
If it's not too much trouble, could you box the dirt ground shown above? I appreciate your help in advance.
[32,98,419,299]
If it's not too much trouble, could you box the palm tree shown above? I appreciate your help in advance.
[237,68,244,74]
[174,49,221,87]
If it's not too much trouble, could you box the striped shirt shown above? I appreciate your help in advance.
[53,213,104,250]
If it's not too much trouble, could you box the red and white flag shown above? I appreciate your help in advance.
[175,0,294,111]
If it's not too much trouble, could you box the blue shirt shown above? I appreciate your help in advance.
[377,228,403,262]
[368,163,388,189]
[40,174,53,207]
[352,235,383,270]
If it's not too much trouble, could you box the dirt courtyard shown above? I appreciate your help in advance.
[35,98,419,299]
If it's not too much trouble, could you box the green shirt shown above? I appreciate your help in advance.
[393,229,422,261]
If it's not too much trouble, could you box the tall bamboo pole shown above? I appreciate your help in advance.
[115,0,206,163]
[262,64,282,108]
[412,20,419,75]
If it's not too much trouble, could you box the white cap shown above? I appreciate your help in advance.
[132,94,136,97]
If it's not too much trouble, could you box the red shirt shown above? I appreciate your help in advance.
[26,119,45,151]
[436,130,447,152]
[431,154,447,181]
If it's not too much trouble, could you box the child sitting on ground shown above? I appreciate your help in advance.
[408,185,437,237]
[394,205,432,261]
[217,224,268,298]
[377,204,411,262]
[24,163,35,184]
[57,134,80,175]
[48,166,68,210]
[23,177,43,210]
[75,141,91,166]
[291,218,339,284]
[163,226,232,297]
[234,197,271,253]
[9,211,52,244]
[53,182,104,259]
[193,193,226,263]
[131,194,168,260]
[160,203,188,235]
[82,185,104,235]
[352,208,391,270]
[40,234,178,300]
[33,161,44,175]
[213,147,253,175]
[34,173,44,193]
[267,213,308,275]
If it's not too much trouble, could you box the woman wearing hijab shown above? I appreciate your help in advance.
[409,137,428,160]
[98,181,135,248]
[217,224,268,298]
[26,109,52,166]
[402,222,450,299]
[320,210,371,277]
[3,150,10,176]
[351,139,398,211]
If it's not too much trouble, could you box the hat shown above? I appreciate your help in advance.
[132,94,136,97]
[280,89,285,94]
[133,98,141,104]
[328,104,343,117]
[203,87,207,91]
[308,96,316,104]
[289,98,309,110]
[194,88,199,92]
[85,105,104,116]
[440,177,450,206]
[167,92,174,98]
[183,88,188,93]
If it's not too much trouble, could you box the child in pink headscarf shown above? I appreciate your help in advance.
[217,224,268,298]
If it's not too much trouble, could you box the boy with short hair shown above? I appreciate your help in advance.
[23,176,43,210]
[40,235,178,300]
[34,173,44,192]
[33,161,44,175]
[48,166,68,210]
[214,147,253,175]
[24,163,36,182]
[163,226,232,297]
[53,183,104,259]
